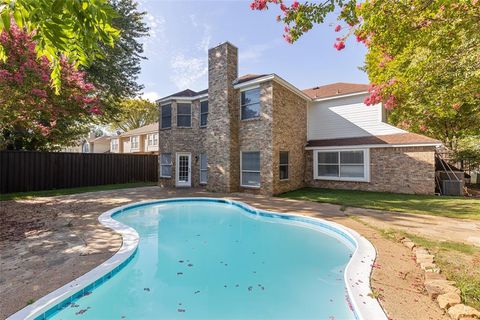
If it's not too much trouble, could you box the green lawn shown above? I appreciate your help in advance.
[0,182,157,201]
[278,187,480,220]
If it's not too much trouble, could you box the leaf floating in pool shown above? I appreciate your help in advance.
[76,308,88,315]
[177,309,186,313]
[194,290,200,294]
[144,288,150,292]
[188,264,193,267]
[196,234,201,237]
[179,260,184,263]
[248,286,253,291]
[235,284,239,288]
[177,272,183,275]
[224,285,228,288]
[252,252,256,255]
[70,303,79,308]
[261,286,265,291]
[121,316,126,319]
[252,271,256,274]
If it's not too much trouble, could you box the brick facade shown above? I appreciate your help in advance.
[158,41,437,196]
[305,146,436,195]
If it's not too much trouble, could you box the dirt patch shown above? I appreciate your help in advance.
[0,187,452,319]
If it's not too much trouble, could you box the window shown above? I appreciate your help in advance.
[148,133,158,146]
[279,151,289,180]
[111,139,118,151]
[241,151,260,187]
[160,153,172,178]
[200,100,208,127]
[177,103,192,127]
[161,104,171,129]
[131,136,139,149]
[200,153,208,184]
[315,149,368,181]
[241,87,261,120]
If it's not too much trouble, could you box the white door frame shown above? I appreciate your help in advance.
[175,152,191,187]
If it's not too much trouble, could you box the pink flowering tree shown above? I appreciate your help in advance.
[250,0,480,151]
[0,23,102,151]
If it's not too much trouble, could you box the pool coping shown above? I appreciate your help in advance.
[8,197,387,320]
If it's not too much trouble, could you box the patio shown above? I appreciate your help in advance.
[3,186,478,319]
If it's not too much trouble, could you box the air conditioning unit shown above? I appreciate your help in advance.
[442,180,464,196]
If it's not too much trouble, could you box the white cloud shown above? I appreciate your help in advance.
[170,54,208,89]
[190,14,212,53]
[145,13,165,39]
[240,40,280,62]
[142,91,161,102]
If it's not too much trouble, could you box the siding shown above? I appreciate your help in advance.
[307,94,405,140]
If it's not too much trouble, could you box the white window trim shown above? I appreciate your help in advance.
[200,99,208,128]
[279,151,289,181]
[176,102,192,128]
[240,86,261,121]
[160,153,172,178]
[313,148,370,182]
[111,139,118,151]
[199,153,208,184]
[147,133,158,146]
[240,151,261,188]
[130,136,140,150]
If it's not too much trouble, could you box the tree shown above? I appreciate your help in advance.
[250,0,480,152]
[86,0,149,112]
[0,23,102,151]
[0,0,119,91]
[110,98,157,132]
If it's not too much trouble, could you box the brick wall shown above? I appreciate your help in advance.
[271,81,308,195]
[306,146,436,194]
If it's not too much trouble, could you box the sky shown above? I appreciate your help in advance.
[137,0,368,102]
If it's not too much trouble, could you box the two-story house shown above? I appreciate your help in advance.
[110,123,159,155]
[157,42,440,195]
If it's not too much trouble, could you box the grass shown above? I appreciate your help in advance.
[0,182,157,201]
[278,187,480,220]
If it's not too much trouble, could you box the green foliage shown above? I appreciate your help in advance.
[0,0,119,92]
[85,0,149,111]
[109,98,157,132]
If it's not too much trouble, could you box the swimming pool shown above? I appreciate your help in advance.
[10,198,386,320]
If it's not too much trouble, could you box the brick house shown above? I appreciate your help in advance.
[156,42,441,195]
[110,122,159,155]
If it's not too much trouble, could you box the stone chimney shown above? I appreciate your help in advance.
[206,42,239,193]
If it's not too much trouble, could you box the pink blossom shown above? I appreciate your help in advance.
[280,3,287,11]
[250,0,268,10]
[283,34,293,44]
[419,124,427,132]
[276,15,281,22]
[31,88,48,98]
[335,25,342,32]
[291,1,299,9]
[89,106,102,115]
[333,41,345,51]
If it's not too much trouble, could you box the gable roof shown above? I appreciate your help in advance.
[233,74,268,85]
[306,132,441,148]
[119,122,158,137]
[303,82,369,99]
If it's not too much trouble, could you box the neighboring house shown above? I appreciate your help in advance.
[156,42,441,195]
[87,135,111,153]
[113,122,159,154]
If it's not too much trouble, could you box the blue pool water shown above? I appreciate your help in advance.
[51,200,356,319]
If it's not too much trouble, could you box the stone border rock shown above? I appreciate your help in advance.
[400,237,480,320]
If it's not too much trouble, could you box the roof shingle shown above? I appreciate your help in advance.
[307,133,441,147]
[303,82,369,99]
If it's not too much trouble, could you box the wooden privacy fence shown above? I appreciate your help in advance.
[0,151,158,194]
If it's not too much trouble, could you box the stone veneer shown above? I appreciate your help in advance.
[305,146,436,194]
[206,42,239,193]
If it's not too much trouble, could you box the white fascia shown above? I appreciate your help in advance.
[305,142,442,150]
[233,74,312,101]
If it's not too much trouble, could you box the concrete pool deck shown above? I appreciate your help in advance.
[2,186,477,319]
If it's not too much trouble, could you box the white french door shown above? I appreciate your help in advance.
[175,153,191,187]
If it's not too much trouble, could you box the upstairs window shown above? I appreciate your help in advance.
[160,153,172,178]
[131,136,139,149]
[241,151,260,187]
[111,139,118,151]
[148,133,158,146]
[177,103,192,127]
[279,151,289,180]
[161,104,171,129]
[200,153,208,184]
[200,100,208,127]
[241,87,261,120]
[315,149,368,181]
